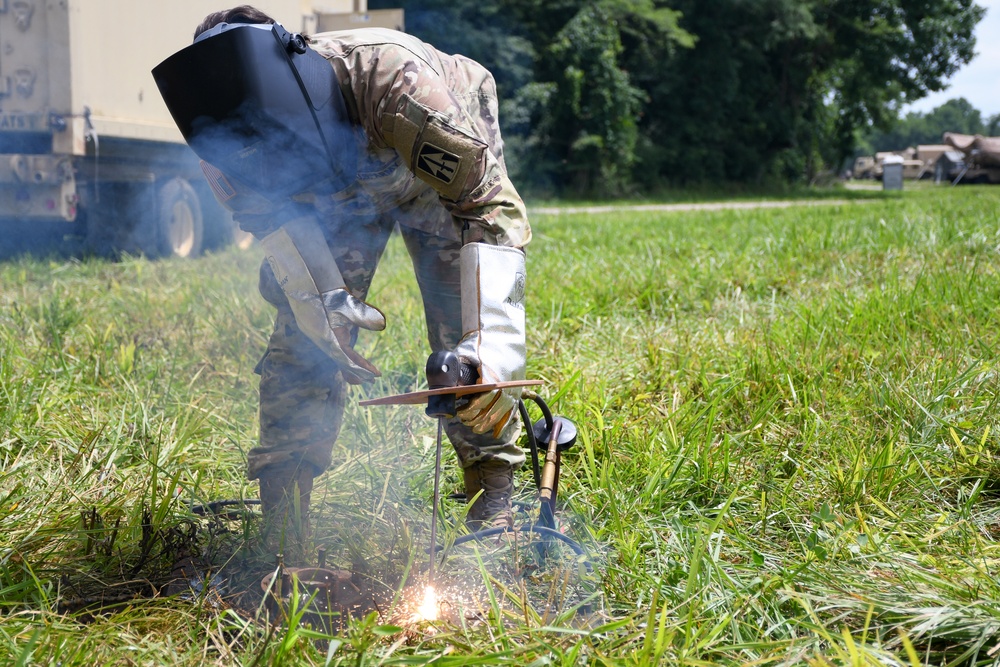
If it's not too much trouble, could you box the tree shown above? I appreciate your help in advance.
[638,0,985,183]
[921,97,984,137]
[822,1,984,160]
[634,0,829,182]
[371,0,986,189]
[501,0,693,193]
[541,5,646,193]
[368,0,534,100]
[865,98,986,152]
[986,113,1000,137]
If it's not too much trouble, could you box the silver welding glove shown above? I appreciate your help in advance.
[259,217,385,384]
[454,243,527,437]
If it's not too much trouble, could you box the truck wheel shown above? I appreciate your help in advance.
[193,182,256,252]
[233,227,255,249]
[205,210,255,251]
[157,178,204,258]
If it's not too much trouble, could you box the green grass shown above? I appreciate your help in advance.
[527,179,901,208]
[3,185,1000,664]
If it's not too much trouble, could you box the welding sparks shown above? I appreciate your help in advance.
[416,585,439,621]
[392,580,479,628]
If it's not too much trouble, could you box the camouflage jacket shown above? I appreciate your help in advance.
[305,28,531,249]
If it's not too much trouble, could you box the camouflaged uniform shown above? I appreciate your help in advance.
[245,28,532,482]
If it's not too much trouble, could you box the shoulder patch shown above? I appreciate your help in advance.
[416,142,460,184]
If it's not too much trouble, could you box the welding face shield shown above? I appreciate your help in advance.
[152,22,357,204]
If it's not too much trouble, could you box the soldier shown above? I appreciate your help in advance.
[154,6,531,559]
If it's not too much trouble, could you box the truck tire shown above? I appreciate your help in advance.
[234,227,255,249]
[204,208,255,251]
[157,178,204,258]
[192,181,256,252]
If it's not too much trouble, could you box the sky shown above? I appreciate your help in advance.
[902,0,1000,118]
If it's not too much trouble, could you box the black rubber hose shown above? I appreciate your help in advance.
[519,399,542,491]
[527,393,555,433]
[188,499,260,515]
[437,525,593,571]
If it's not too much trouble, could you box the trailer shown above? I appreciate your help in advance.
[0,0,403,259]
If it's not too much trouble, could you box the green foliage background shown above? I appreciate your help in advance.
[372,0,988,193]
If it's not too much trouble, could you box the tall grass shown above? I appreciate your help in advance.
[3,187,1000,664]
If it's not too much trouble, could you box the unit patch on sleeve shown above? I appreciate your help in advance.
[416,143,460,184]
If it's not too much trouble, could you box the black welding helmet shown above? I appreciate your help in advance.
[152,22,357,202]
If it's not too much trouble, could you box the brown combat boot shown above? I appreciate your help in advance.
[463,459,514,532]
[258,464,315,564]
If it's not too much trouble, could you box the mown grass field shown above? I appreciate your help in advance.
[3,186,1000,665]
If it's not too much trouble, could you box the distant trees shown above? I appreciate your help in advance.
[370,0,986,193]
[989,114,1000,137]
[863,98,988,153]
[504,1,692,194]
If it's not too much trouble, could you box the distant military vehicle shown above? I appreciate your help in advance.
[852,156,877,179]
[940,133,1000,185]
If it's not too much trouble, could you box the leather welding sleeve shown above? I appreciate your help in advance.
[453,243,527,437]
[258,216,386,384]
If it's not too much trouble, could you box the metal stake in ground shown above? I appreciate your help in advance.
[422,351,468,585]
[429,416,444,583]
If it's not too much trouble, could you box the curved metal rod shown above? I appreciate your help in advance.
[436,525,593,571]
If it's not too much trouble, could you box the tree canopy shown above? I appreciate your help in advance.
[370,0,986,193]
[863,97,998,153]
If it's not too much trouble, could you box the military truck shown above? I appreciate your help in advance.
[851,156,877,179]
[942,132,1000,185]
[0,0,403,258]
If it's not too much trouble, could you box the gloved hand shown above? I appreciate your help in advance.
[454,243,527,437]
[259,216,385,384]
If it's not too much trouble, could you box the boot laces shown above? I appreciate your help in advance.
[477,465,513,516]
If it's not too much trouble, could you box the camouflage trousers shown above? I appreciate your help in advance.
[247,214,525,481]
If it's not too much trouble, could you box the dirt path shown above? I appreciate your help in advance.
[530,198,864,215]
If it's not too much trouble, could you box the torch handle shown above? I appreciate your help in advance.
[538,419,563,528]
[425,350,477,418]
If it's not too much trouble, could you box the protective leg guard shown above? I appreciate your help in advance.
[454,243,526,436]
